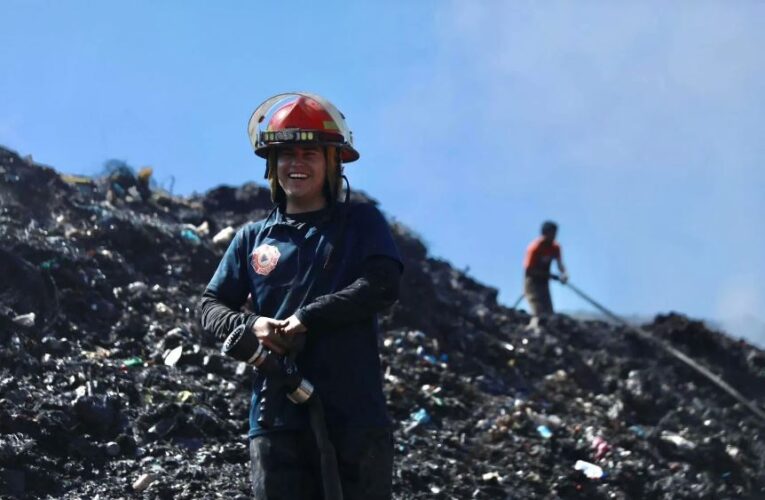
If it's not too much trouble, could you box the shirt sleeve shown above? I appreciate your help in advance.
[198,225,259,340]
[205,226,253,306]
[356,204,403,268]
[295,256,401,331]
[294,204,402,331]
[198,290,260,341]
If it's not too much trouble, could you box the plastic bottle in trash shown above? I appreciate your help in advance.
[404,408,431,433]
[122,357,144,369]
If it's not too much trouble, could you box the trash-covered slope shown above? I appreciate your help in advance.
[1,146,764,499]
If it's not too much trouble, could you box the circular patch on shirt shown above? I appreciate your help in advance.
[252,244,281,276]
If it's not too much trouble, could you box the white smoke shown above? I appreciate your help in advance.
[375,1,765,332]
[716,281,765,347]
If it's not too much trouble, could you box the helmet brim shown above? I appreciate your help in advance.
[248,92,360,163]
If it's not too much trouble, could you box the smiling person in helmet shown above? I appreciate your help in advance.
[199,93,402,499]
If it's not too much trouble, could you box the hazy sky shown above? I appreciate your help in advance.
[2,1,764,344]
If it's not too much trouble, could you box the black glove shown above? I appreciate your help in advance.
[221,324,265,364]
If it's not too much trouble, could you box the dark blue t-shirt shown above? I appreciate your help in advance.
[205,202,401,437]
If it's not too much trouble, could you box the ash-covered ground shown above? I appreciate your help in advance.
[1,146,764,499]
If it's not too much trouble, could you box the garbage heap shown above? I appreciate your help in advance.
[1,145,764,499]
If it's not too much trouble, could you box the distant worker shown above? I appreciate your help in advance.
[523,221,567,318]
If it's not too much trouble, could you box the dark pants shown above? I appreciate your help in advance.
[249,427,393,500]
[524,276,553,316]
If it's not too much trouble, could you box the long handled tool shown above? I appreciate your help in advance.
[555,276,765,423]
[511,293,525,309]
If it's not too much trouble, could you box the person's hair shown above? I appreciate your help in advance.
[266,146,343,205]
[541,220,558,236]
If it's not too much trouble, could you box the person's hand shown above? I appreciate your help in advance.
[251,316,289,355]
[559,272,569,284]
[280,315,307,336]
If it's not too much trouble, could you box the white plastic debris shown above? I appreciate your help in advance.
[574,460,604,479]
[660,431,696,449]
[12,313,36,327]
[132,473,157,492]
[154,302,172,315]
[212,226,236,246]
[482,471,503,482]
[127,281,148,293]
[163,346,183,367]
[195,221,210,237]
[105,442,121,457]
[544,369,568,382]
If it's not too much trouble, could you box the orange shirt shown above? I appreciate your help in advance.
[524,237,561,274]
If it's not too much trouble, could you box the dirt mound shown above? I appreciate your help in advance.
[1,146,764,499]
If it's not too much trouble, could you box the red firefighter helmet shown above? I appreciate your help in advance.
[248,92,360,163]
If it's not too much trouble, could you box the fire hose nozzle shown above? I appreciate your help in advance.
[222,324,263,364]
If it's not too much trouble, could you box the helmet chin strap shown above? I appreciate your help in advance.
[341,174,350,204]
[322,174,352,270]
[322,147,346,206]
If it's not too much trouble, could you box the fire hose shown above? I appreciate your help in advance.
[551,276,765,424]
[223,324,344,500]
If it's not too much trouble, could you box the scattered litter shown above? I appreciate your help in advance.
[12,313,36,327]
[536,425,553,439]
[121,357,144,369]
[574,460,605,480]
[628,425,646,438]
[481,471,503,482]
[212,226,236,246]
[592,436,611,460]
[132,473,157,492]
[163,345,183,366]
[660,431,696,450]
[1,146,762,498]
[404,408,431,433]
[105,441,121,457]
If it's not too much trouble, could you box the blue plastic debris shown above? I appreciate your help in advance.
[536,425,553,439]
[180,228,201,245]
[411,408,431,424]
[628,425,646,438]
[404,408,432,433]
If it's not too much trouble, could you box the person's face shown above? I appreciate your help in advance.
[276,146,327,205]
[543,229,557,243]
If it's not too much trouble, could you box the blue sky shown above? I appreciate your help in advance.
[2,1,764,345]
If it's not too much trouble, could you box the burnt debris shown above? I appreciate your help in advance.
[1,146,764,499]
